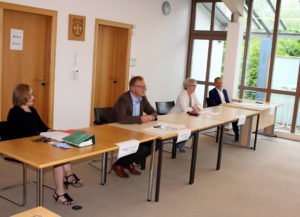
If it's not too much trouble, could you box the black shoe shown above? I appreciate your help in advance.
[234,135,239,142]
[64,174,83,189]
[53,192,75,205]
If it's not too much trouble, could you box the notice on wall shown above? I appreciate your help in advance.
[10,29,24,50]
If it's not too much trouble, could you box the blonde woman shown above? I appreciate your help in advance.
[6,84,83,205]
[171,78,202,152]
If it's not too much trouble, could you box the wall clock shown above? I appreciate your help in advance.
[162,1,171,16]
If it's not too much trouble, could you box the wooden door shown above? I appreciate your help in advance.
[0,3,56,127]
[91,19,132,124]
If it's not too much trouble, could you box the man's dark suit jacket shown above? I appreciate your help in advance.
[208,87,239,139]
[208,88,230,107]
[109,91,157,124]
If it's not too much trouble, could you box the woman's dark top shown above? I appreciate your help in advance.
[6,106,49,139]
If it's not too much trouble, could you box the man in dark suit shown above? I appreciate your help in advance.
[208,77,239,141]
[109,76,157,178]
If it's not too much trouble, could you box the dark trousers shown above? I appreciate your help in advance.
[115,140,158,168]
[232,121,239,140]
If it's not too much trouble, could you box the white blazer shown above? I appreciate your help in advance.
[171,90,202,113]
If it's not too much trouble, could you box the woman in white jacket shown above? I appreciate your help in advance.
[171,78,203,152]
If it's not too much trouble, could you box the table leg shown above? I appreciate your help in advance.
[171,138,177,159]
[36,168,43,206]
[147,140,156,201]
[254,114,260,151]
[155,140,163,202]
[216,126,219,143]
[189,131,199,184]
[216,125,224,170]
[101,152,108,185]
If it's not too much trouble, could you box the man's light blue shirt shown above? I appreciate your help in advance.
[130,92,142,116]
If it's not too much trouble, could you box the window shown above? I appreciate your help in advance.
[243,90,266,101]
[187,0,229,105]
[296,100,300,135]
[238,0,300,134]
[214,2,231,31]
[190,40,209,81]
[187,0,300,134]
[270,94,295,133]
[195,3,212,31]
[209,40,226,82]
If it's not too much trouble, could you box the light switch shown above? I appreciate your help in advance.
[72,68,79,80]
[130,58,137,67]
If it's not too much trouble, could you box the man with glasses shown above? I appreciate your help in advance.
[109,76,157,178]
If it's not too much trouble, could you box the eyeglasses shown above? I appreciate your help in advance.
[134,85,147,89]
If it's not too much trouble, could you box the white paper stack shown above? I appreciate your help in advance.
[40,131,70,142]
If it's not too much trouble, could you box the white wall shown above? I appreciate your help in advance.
[2,0,191,129]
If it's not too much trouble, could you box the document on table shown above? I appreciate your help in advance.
[143,122,187,135]
[50,142,73,149]
[201,111,220,117]
[143,127,171,135]
[233,102,270,109]
[176,129,192,143]
[237,114,246,126]
[40,131,70,141]
[154,122,186,130]
[115,140,140,159]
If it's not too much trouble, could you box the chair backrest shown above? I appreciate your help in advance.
[94,107,112,125]
[206,97,212,107]
[0,121,8,141]
[155,101,175,115]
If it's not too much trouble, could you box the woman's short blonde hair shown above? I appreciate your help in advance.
[183,78,197,89]
[12,84,31,106]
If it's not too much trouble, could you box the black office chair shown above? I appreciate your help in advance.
[155,101,179,157]
[94,107,112,125]
[90,107,115,171]
[0,121,27,206]
[155,101,175,115]
[206,97,212,108]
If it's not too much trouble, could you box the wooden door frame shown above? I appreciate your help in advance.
[90,19,132,125]
[0,2,57,128]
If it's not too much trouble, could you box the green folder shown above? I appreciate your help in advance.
[62,131,95,147]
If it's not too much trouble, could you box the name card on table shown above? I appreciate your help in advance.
[116,140,140,159]
[176,129,192,143]
[237,114,246,126]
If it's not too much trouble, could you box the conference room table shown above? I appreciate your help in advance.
[11,206,61,217]
[201,105,260,149]
[223,101,282,137]
[111,114,225,202]
[0,125,156,206]
[112,105,260,202]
